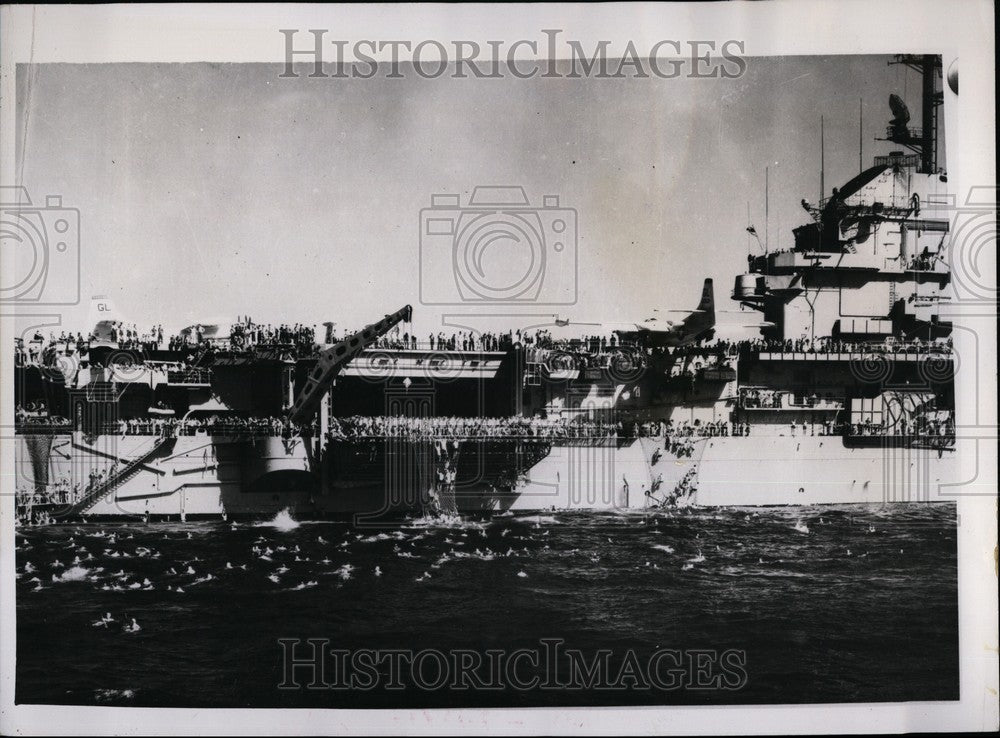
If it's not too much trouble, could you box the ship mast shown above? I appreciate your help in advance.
[858,98,863,174]
[884,54,943,174]
[820,116,825,201]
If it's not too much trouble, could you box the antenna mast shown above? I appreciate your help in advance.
[746,201,751,257]
[764,166,769,255]
[820,116,825,201]
[858,99,864,172]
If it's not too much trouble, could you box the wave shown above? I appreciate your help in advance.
[523,515,560,526]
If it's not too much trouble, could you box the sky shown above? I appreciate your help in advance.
[12,55,939,337]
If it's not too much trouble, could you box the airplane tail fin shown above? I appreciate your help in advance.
[697,279,716,325]
[87,295,121,344]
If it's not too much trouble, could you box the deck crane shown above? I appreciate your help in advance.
[287,304,412,427]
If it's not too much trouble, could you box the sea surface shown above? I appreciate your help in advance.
[14,504,958,707]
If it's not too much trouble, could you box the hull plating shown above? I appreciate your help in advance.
[15,432,959,518]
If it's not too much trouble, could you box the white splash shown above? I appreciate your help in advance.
[256,508,300,532]
[52,565,90,582]
[525,515,559,526]
[406,513,477,530]
[94,688,136,701]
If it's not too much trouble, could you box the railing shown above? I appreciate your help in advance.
[740,341,952,357]
[882,127,924,143]
[738,389,844,410]
[68,436,174,515]
[846,423,955,448]
[327,424,622,442]
[98,420,315,437]
[14,416,72,433]
[873,152,922,168]
[167,369,212,384]
[904,255,948,273]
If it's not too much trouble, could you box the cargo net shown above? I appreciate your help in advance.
[426,440,461,518]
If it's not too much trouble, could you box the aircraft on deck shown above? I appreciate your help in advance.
[551,278,775,349]
[553,279,718,348]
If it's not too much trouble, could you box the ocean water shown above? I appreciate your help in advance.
[14,504,958,707]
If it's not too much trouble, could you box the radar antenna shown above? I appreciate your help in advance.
[880,55,943,174]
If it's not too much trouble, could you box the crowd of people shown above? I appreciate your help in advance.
[15,325,168,361]
[648,418,754,457]
[526,346,648,374]
[370,328,553,353]
[15,333,84,365]
[177,415,310,437]
[343,331,953,360]
[223,318,316,356]
[106,323,164,351]
[19,405,952,444]
[851,412,954,440]
[14,471,102,526]
[324,415,764,445]
[96,415,312,437]
[326,415,623,441]
[14,404,71,431]
[740,388,786,409]
[13,326,165,366]
[362,331,955,376]
[15,320,953,372]
[649,466,698,506]
[365,328,638,355]
[713,335,952,356]
[13,320,322,364]
[738,388,841,410]
[165,318,317,357]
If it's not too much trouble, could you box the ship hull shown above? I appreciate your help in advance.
[14,433,313,519]
[14,432,959,519]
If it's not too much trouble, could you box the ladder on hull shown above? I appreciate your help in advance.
[68,436,175,516]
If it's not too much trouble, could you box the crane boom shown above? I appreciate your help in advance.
[287,304,412,426]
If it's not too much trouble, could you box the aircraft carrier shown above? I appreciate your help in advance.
[12,55,956,522]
